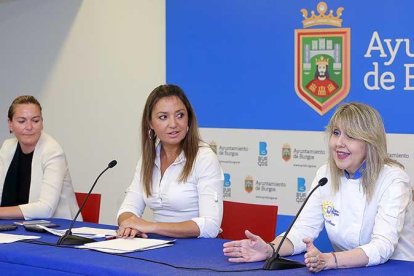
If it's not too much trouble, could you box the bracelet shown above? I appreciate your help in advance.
[331,252,338,269]
[267,242,276,257]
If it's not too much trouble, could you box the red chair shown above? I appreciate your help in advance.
[75,192,101,223]
[220,201,278,242]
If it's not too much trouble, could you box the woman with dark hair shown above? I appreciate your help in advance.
[117,84,223,238]
[223,102,414,272]
[0,95,79,219]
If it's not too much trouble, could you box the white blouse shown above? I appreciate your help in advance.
[117,143,224,238]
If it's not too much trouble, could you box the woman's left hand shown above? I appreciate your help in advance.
[117,214,152,238]
[303,238,328,273]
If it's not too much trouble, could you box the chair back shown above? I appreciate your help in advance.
[75,192,101,223]
[220,201,278,242]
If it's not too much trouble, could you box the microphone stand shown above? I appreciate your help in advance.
[57,160,117,245]
[263,177,328,270]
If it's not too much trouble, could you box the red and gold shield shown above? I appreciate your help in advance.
[295,28,350,115]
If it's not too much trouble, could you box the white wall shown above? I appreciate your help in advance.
[0,0,165,224]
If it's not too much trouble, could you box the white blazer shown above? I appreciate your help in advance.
[0,132,79,219]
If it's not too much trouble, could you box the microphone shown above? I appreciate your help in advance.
[57,160,117,245]
[263,177,328,270]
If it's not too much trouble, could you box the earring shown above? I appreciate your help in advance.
[148,129,155,140]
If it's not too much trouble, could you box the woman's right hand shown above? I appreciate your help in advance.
[223,230,272,262]
[117,213,148,238]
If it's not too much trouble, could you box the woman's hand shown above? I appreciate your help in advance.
[303,238,329,272]
[117,213,152,238]
[223,230,272,262]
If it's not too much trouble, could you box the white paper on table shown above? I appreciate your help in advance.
[78,237,175,253]
[72,227,117,237]
[0,233,40,243]
[13,220,51,226]
[37,225,116,238]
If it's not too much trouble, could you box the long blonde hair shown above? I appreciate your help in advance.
[140,84,201,196]
[326,102,403,201]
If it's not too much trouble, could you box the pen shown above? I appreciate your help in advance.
[105,236,117,240]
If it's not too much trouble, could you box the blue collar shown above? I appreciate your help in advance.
[344,161,366,179]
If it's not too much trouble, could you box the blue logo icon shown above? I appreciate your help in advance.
[297,177,306,192]
[224,173,231,187]
[259,142,267,156]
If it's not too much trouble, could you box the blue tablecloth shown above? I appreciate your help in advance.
[0,219,412,275]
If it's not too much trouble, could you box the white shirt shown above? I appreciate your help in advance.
[117,143,224,238]
[0,132,79,220]
[286,164,414,266]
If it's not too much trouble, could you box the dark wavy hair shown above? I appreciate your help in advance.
[140,84,201,196]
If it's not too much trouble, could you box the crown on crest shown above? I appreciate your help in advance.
[316,56,329,66]
[300,2,344,28]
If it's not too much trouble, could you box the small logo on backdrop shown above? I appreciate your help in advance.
[258,141,268,167]
[223,173,232,198]
[209,141,217,154]
[224,173,231,187]
[259,141,268,155]
[296,177,307,203]
[282,143,291,162]
[244,176,254,193]
[295,1,351,115]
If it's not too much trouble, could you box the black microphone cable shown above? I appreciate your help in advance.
[19,238,266,273]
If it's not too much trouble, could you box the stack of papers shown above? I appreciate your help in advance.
[14,220,51,226]
[78,237,175,253]
[37,226,117,239]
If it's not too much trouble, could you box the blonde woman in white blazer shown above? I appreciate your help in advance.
[0,95,79,220]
